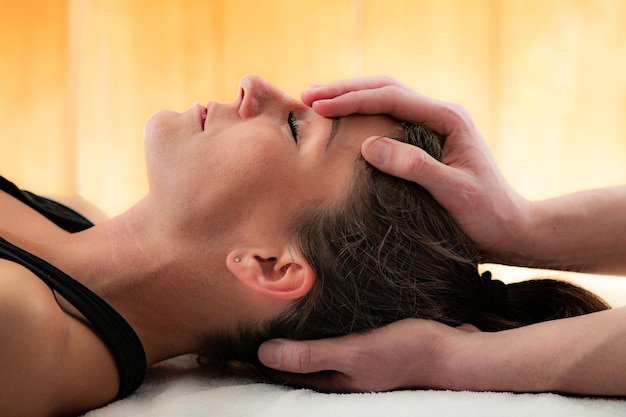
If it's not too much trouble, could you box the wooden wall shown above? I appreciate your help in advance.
[2,0,625,216]
[1,1,73,194]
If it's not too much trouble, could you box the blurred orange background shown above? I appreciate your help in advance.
[2,0,626,216]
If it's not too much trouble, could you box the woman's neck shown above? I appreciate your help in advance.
[34,199,234,366]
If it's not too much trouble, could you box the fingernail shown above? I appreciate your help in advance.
[308,83,322,89]
[258,340,282,367]
[365,138,390,164]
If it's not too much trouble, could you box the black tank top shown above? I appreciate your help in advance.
[0,176,146,399]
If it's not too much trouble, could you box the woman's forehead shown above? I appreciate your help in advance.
[330,114,399,150]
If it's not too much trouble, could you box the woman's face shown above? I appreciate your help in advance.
[143,75,396,243]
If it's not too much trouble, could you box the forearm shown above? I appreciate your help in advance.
[441,307,626,395]
[512,186,626,275]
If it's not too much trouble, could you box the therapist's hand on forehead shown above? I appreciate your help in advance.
[301,76,530,264]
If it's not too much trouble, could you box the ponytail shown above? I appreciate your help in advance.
[471,276,611,332]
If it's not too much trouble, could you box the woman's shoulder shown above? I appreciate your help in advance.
[0,259,71,415]
[0,259,64,339]
[0,260,119,416]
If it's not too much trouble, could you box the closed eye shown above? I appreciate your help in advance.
[287,111,299,143]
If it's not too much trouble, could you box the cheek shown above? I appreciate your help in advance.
[236,147,297,195]
[219,145,303,215]
[190,138,289,190]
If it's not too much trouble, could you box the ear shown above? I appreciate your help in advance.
[226,247,314,300]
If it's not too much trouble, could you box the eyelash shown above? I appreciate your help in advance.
[287,111,299,143]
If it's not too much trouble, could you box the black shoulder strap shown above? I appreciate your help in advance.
[0,237,146,399]
[0,176,93,232]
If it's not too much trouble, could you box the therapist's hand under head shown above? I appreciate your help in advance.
[257,318,479,393]
[301,76,531,266]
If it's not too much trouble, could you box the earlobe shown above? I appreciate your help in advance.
[226,249,314,300]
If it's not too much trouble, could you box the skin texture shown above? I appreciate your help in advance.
[258,75,626,396]
[301,77,626,273]
[0,75,401,416]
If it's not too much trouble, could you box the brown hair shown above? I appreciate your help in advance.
[199,122,609,376]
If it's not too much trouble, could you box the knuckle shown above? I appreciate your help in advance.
[379,85,409,114]
[378,74,398,86]
[405,149,426,175]
[435,102,476,134]
[379,84,404,98]
[294,343,312,372]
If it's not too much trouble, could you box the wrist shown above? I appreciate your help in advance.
[437,324,572,394]
[395,321,472,391]
[483,194,535,267]
[434,329,532,393]
[508,198,540,266]
[428,327,484,391]
[516,195,591,271]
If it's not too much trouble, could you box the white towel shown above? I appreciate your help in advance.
[87,270,626,417]
[86,355,626,417]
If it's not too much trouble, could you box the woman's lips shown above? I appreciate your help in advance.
[198,103,207,130]
[201,95,241,131]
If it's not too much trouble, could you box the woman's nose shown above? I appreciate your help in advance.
[238,74,292,118]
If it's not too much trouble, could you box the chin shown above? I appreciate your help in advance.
[143,109,180,143]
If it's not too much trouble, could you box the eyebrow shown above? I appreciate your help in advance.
[324,117,341,150]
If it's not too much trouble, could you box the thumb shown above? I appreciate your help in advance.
[258,338,337,374]
[258,339,355,392]
[361,136,443,189]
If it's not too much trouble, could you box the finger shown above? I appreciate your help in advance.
[308,87,409,118]
[269,370,357,393]
[456,323,482,333]
[301,76,411,107]
[258,338,347,374]
[312,88,473,138]
[361,136,459,191]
